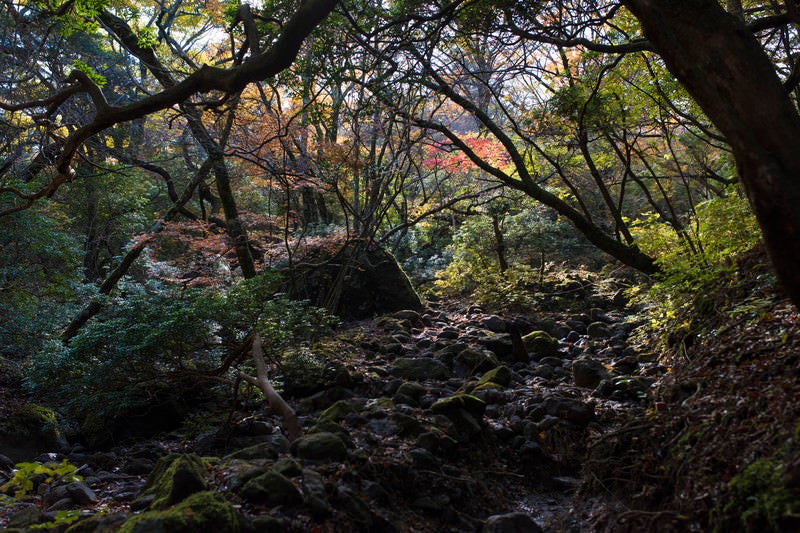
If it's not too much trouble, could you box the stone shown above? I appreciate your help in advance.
[65,512,128,533]
[431,394,486,419]
[479,332,514,358]
[521,331,559,359]
[391,357,451,380]
[225,434,290,460]
[484,511,543,532]
[240,471,303,506]
[587,321,613,338]
[118,491,240,533]
[453,348,500,377]
[396,381,425,400]
[542,396,595,427]
[293,432,348,462]
[302,468,331,518]
[7,505,42,528]
[286,240,422,319]
[478,366,512,388]
[335,485,373,526]
[136,453,207,510]
[479,315,507,332]
[572,358,609,388]
[66,481,98,504]
[318,400,355,423]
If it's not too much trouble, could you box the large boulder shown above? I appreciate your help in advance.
[286,239,422,319]
[134,453,207,510]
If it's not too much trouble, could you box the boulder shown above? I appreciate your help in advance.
[478,366,512,388]
[240,471,303,506]
[119,491,240,533]
[521,331,559,359]
[391,357,451,380]
[572,358,609,388]
[292,432,348,462]
[135,453,207,510]
[286,240,422,319]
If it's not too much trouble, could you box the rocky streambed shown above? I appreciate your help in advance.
[0,303,660,532]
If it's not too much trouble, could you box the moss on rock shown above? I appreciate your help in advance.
[522,330,559,358]
[119,491,240,533]
[138,453,208,510]
[240,471,303,506]
[478,366,512,388]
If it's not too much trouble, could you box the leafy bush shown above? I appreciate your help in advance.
[25,271,337,433]
[0,201,86,358]
[629,191,762,348]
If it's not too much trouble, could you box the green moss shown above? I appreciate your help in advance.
[717,458,800,532]
[318,400,355,423]
[140,454,208,510]
[119,491,240,533]
[240,471,303,506]
[521,331,559,357]
[430,394,486,418]
[478,365,511,388]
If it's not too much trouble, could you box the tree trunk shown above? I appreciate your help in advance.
[623,0,800,308]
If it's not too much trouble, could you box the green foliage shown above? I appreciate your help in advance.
[30,509,81,530]
[1,459,82,500]
[25,271,337,426]
[0,201,86,358]
[71,59,107,87]
[717,458,800,532]
[629,191,761,348]
[432,199,589,311]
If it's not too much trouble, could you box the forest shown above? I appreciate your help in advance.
[1,0,800,531]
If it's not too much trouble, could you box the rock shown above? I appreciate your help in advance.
[479,315,507,332]
[391,309,425,326]
[479,332,514,359]
[318,400,355,423]
[123,457,156,476]
[7,505,43,528]
[302,468,331,518]
[240,471,303,506]
[572,358,609,388]
[135,453,207,510]
[335,485,373,526]
[521,331,559,359]
[587,321,613,338]
[408,447,440,469]
[0,404,69,461]
[395,381,425,401]
[412,493,451,513]
[293,432,348,461]
[391,357,451,380]
[225,434,290,460]
[223,462,269,492]
[66,512,128,533]
[542,396,595,427]
[66,481,98,504]
[286,240,422,319]
[478,366,512,388]
[484,511,543,532]
[118,491,240,533]
[375,316,413,332]
[453,348,500,377]
[431,394,486,418]
[273,459,303,477]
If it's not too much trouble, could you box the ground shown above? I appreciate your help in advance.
[1,259,799,532]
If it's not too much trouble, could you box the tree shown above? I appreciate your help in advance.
[620,0,800,307]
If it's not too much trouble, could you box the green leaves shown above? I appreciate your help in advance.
[71,59,107,87]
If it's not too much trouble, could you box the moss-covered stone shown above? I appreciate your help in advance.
[273,458,303,478]
[240,471,303,506]
[138,453,207,510]
[391,357,450,380]
[119,491,240,533]
[453,348,500,376]
[317,400,355,423]
[293,432,348,461]
[522,331,559,358]
[66,513,128,533]
[431,394,486,418]
[478,366,512,388]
